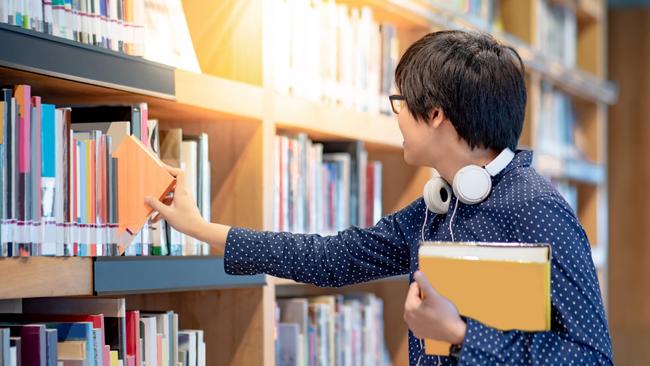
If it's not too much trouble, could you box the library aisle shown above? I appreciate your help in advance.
[0,0,646,365]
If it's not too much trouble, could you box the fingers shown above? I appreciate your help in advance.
[405,281,422,310]
[150,212,163,224]
[413,271,438,300]
[161,163,186,189]
[144,196,171,219]
[162,162,182,177]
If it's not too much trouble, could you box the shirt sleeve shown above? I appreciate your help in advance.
[223,199,424,287]
[458,195,613,365]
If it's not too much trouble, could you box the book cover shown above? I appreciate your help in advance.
[180,139,198,255]
[30,96,43,254]
[20,324,46,366]
[418,242,551,355]
[45,328,58,366]
[126,310,141,366]
[277,323,300,366]
[112,135,175,248]
[57,340,87,360]
[45,322,95,365]
[0,328,9,366]
[14,85,30,256]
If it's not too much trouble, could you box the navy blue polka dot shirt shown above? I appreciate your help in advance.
[224,150,613,365]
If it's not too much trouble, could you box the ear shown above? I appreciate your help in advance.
[429,108,445,128]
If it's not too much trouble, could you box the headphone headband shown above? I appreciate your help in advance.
[484,148,515,177]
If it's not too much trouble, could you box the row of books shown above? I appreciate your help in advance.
[0,297,205,366]
[537,0,577,67]
[267,0,399,115]
[0,84,210,257]
[273,134,382,235]
[429,0,501,26]
[535,81,583,160]
[0,0,146,56]
[276,293,390,366]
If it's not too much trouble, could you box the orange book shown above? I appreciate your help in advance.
[113,135,175,248]
[418,242,551,355]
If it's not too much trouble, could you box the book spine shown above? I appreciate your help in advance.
[30,96,42,255]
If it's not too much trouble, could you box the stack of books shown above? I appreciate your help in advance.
[0,84,211,257]
[0,297,206,366]
[276,293,391,366]
[266,0,399,115]
[274,134,382,234]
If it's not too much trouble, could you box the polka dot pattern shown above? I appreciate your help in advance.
[224,150,613,365]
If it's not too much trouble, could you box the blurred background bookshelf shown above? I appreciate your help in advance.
[0,0,639,364]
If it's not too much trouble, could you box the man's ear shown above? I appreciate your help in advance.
[429,108,445,128]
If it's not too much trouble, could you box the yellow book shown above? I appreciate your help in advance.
[110,350,119,366]
[57,340,86,359]
[418,242,551,356]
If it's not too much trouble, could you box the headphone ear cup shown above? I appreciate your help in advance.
[452,165,492,205]
[423,177,451,214]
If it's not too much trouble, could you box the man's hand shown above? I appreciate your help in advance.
[404,271,467,345]
[144,164,207,239]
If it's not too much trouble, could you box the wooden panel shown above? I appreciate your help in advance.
[520,72,542,148]
[574,100,601,162]
[272,93,403,149]
[608,7,650,365]
[396,27,431,57]
[578,9,605,77]
[499,0,536,43]
[124,287,266,366]
[174,70,265,122]
[577,183,598,246]
[182,0,263,85]
[275,279,410,366]
[367,151,431,215]
[158,119,265,236]
[0,257,92,299]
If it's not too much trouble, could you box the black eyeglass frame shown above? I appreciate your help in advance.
[389,94,405,115]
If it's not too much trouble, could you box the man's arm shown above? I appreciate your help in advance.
[222,200,418,287]
[457,195,613,365]
[145,165,419,288]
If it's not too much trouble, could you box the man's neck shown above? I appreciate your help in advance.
[436,147,499,185]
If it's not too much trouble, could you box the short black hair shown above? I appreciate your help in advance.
[395,30,526,151]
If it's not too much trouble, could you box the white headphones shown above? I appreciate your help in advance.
[423,148,515,214]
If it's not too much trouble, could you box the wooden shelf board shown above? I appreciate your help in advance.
[338,0,434,28]
[273,93,403,149]
[173,69,265,122]
[0,257,93,299]
[94,256,266,295]
[0,23,175,98]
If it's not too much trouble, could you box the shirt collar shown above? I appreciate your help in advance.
[495,149,533,178]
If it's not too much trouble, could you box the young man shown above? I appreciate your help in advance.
[146,31,613,365]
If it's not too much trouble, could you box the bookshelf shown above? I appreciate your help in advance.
[0,257,93,299]
[0,0,613,365]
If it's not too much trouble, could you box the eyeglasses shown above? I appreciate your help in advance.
[389,95,405,114]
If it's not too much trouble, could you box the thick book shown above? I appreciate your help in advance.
[418,242,551,355]
[112,135,175,248]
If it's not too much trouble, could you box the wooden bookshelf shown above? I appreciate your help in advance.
[0,257,93,299]
[0,0,613,365]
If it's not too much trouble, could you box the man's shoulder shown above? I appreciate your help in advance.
[493,165,574,214]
